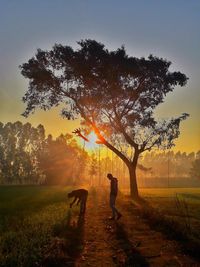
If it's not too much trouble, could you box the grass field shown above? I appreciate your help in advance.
[0,186,74,267]
[139,188,200,239]
[1,186,200,266]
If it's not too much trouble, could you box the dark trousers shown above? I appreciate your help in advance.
[80,194,88,214]
[109,194,120,217]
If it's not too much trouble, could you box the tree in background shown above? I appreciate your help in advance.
[190,159,200,179]
[0,122,88,185]
[20,40,188,199]
[89,153,98,185]
[141,151,197,178]
[36,133,89,185]
[0,121,45,184]
[190,151,200,180]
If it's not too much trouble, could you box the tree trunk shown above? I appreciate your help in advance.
[128,150,140,199]
[128,164,139,199]
[103,136,140,199]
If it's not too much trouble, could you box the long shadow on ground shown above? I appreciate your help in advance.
[115,222,149,267]
[105,219,149,267]
[42,210,85,267]
[131,196,200,262]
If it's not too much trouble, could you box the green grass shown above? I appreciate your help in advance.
[0,186,73,267]
[139,187,200,198]
[139,188,200,238]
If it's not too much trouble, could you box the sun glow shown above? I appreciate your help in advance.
[85,131,99,150]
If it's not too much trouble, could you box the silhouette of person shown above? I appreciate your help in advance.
[68,189,88,215]
[107,173,122,220]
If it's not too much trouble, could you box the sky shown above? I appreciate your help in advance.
[0,0,199,153]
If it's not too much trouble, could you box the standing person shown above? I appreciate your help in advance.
[107,173,122,220]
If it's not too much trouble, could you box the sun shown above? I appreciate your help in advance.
[85,131,99,150]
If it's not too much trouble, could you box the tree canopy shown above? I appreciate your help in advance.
[20,39,189,198]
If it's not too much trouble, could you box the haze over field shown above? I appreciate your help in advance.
[0,0,199,152]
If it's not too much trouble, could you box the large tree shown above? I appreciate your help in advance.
[20,39,189,199]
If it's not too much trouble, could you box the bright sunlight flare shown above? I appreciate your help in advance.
[85,131,99,150]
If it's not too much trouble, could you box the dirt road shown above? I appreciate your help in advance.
[75,189,199,267]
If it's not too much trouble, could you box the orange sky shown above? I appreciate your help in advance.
[0,66,199,153]
[0,1,199,154]
[0,94,199,154]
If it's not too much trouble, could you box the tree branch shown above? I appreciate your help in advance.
[70,96,130,166]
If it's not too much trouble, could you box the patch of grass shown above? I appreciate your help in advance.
[136,199,200,260]
[0,186,68,216]
[138,188,200,238]
[136,200,188,241]
[44,207,85,266]
[0,186,72,267]
[139,187,200,197]
[129,188,200,261]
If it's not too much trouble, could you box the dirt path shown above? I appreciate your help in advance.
[76,189,199,267]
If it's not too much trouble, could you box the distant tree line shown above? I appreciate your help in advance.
[140,151,200,179]
[0,121,199,186]
[0,121,88,185]
[86,149,200,187]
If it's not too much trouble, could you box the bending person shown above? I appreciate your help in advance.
[68,189,88,215]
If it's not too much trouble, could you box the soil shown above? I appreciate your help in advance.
[74,189,200,267]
